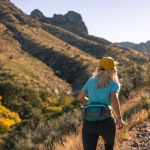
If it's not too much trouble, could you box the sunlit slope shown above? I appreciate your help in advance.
[0,23,71,94]
[4,22,98,90]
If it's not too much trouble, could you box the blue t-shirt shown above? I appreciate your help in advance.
[81,77,120,106]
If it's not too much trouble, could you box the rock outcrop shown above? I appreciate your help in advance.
[30,9,46,20]
[30,10,88,35]
[53,14,66,23]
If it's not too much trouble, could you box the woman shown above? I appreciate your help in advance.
[77,57,124,150]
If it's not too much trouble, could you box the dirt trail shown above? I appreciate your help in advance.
[118,120,150,150]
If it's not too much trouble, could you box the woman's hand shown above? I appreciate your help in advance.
[117,119,124,130]
[111,91,124,130]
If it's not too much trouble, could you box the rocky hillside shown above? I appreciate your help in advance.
[0,22,72,95]
[31,9,88,35]
[115,41,150,55]
[0,0,72,95]
[0,0,97,91]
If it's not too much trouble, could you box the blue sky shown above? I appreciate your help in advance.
[11,0,150,44]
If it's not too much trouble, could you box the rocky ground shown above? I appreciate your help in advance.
[118,120,150,150]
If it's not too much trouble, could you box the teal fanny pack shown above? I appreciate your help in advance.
[82,102,112,121]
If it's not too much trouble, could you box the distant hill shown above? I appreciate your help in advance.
[115,41,150,55]
[115,42,137,48]
[132,41,150,55]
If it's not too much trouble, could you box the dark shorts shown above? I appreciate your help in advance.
[82,117,116,150]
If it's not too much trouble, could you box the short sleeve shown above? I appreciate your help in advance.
[81,79,90,93]
[111,82,120,93]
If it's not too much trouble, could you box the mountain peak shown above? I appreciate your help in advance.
[65,11,82,23]
[30,9,46,20]
[30,10,88,35]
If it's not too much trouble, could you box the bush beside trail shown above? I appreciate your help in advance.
[0,80,82,150]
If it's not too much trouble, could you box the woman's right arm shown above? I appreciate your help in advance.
[111,91,124,130]
[77,91,89,104]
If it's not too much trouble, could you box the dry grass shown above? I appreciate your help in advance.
[53,132,83,150]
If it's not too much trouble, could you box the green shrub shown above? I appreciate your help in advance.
[0,81,23,107]
[140,96,150,116]
[22,87,43,108]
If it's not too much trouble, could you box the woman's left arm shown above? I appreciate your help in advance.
[77,91,89,104]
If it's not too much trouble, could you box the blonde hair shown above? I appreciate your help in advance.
[92,66,119,88]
